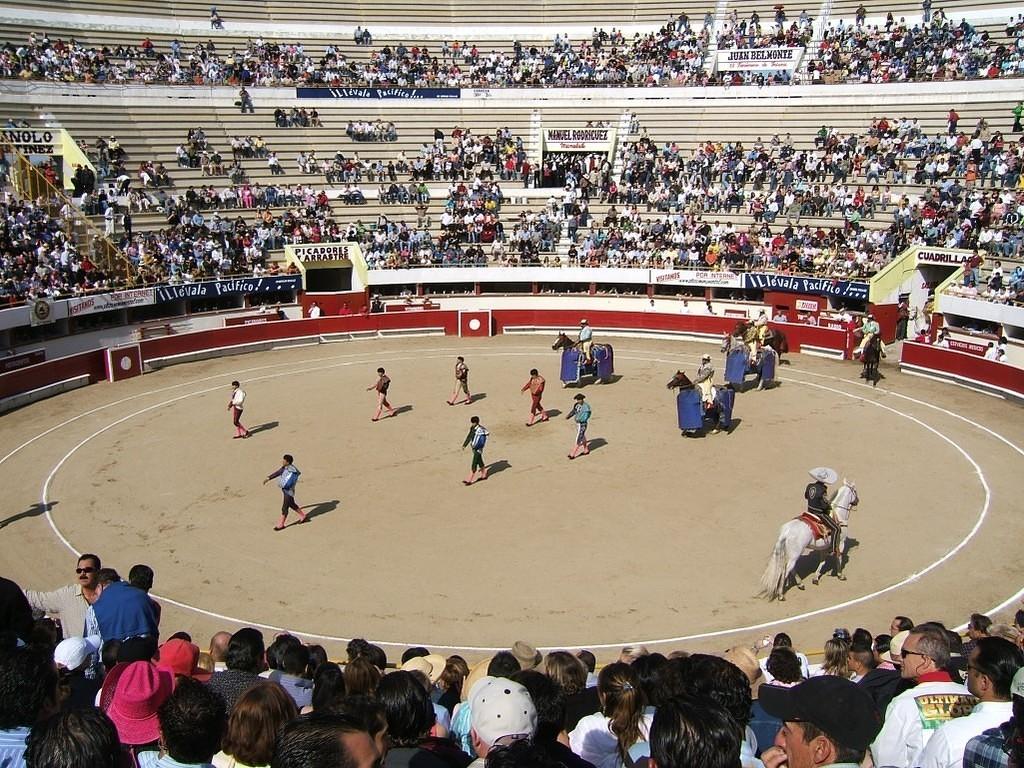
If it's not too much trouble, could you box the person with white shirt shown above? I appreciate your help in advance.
[227,380,250,439]
[871,625,976,768]
[915,637,1023,768]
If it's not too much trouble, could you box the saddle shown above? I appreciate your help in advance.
[798,512,831,541]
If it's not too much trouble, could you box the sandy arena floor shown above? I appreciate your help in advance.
[1,335,1022,661]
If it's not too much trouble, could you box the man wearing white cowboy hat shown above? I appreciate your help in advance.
[806,467,842,557]
[694,353,716,407]
[577,319,594,364]
[855,313,886,359]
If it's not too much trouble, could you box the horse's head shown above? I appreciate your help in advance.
[667,370,693,389]
[552,332,570,350]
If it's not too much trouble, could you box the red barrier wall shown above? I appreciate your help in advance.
[139,311,460,361]
[900,342,1024,397]
[0,349,106,400]
[1,310,854,403]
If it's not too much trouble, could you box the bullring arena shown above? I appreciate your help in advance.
[2,0,1024,671]
[3,328,1023,659]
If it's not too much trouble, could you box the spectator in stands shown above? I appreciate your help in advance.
[106,660,173,764]
[24,554,102,640]
[965,614,995,656]
[210,6,223,29]
[650,695,740,768]
[272,712,382,768]
[156,678,225,768]
[214,682,297,768]
[850,641,904,715]
[271,643,314,709]
[238,88,253,115]
[759,677,882,768]
[25,708,123,768]
[53,637,100,710]
[0,646,60,766]
[917,637,1024,768]
[569,663,652,768]
[871,625,975,768]
[677,654,757,767]
[469,677,537,768]
[206,628,265,711]
[964,666,1024,768]
[91,571,159,644]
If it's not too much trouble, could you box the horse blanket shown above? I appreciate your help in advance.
[725,347,749,385]
[677,387,734,431]
[559,345,614,384]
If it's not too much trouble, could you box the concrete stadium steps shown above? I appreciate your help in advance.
[6,94,1019,272]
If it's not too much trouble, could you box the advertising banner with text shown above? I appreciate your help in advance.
[716,47,804,72]
[295,87,460,100]
[155,276,302,303]
[743,273,869,302]
[67,288,155,317]
[543,127,616,154]
[651,269,742,288]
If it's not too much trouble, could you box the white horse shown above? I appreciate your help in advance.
[758,480,859,601]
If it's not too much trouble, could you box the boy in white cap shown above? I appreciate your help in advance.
[468,677,537,767]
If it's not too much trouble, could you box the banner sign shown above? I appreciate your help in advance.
[716,46,804,72]
[67,288,154,317]
[30,298,56,326]
[795,299,820,312]
[295,87,460,100]
[743,273,869,301]
[916,248,972,266]
[543,127,616,153]
[155,275,302,303]
[947,338,989,356]
[651,269,742,288]
[289,242,361,267]
[2,129,58,155]
[0,349,45,373]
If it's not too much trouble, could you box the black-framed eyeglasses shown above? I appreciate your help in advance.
[901,649,930,660]
[75,567,96,575]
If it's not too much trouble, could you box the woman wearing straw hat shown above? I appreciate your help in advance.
[806,467,841,556]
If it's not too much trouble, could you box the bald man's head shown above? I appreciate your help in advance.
[209,632,232,662]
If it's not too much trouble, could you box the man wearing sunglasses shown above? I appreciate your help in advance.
[23,554,103,640]
[871,625,977,768]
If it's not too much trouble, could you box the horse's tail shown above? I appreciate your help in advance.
[758,535,789,601]
[777,331,789,354]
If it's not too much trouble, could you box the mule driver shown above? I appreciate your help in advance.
[806,467,842,557]
[694,353,716,407]
[577,319,594,364]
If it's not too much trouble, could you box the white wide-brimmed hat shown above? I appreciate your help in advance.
[808,467,839,484]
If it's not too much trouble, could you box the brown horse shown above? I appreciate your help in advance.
[734,320,789,364]
[666,370,695,390]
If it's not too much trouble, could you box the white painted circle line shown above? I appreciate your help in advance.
[23,347,1015,650]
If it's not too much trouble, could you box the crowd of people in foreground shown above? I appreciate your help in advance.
[5,556,1024,768]
[2,9,1023,90]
